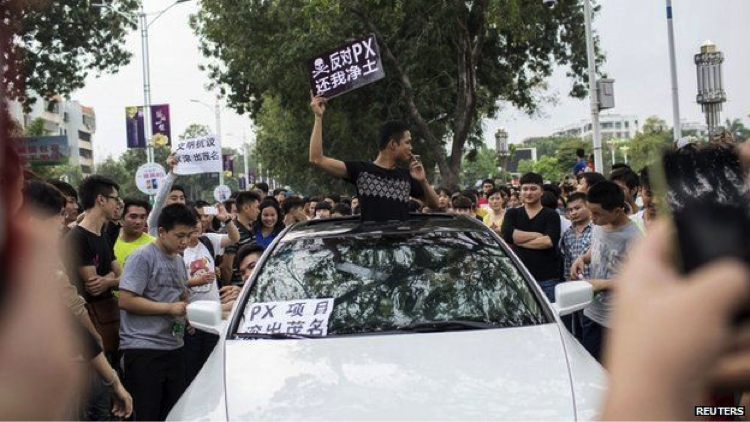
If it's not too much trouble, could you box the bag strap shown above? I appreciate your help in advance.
[198,235,216,259]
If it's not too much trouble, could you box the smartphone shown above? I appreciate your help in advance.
[203,206,218,216]
[650,147,750,275]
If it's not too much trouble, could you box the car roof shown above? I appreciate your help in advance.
[282,213,489,241]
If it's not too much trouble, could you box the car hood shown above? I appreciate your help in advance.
[224,323,599,420]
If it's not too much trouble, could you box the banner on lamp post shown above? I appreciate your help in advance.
[150,104,172,146]
[125,106,146,148]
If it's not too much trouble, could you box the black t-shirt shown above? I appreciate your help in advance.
[500,206,562,281]
[63,226,115,302]
[104,221,121,253]
[344,161,424,222]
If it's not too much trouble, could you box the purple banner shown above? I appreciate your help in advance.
[307,33,385,99]
[222,154,234,173]
[150,104,172,146]
[125,106,146,148]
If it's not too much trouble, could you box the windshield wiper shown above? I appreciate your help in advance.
[233,332,323,340]
[394,320,498,333]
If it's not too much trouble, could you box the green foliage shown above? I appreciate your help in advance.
[724,118,750,141]
[180,124,211,140]
[24,117,47,136]
[460,145,499,188]
[191,0,599,190]
[517,159,535,175]
[555,138,591,174]
[642,116,669,135]
[515,156,561,182]
[627,132,672,173]
[4,0,138,110]
[31,163,84,188]
[534,156,562,182]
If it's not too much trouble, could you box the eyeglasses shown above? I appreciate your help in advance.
[102,195,123,204]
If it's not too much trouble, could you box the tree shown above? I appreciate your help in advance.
[642,116,669,135]
[191,0,601,191]
[517,159,535,175]
[724,118,750,141]
[627,132,671,172]
[180,124,211,140]
[534,156,562,183]
[555,138,590,174]
[3,0,138,110]
[24,117,46,136]
[460,145,499,188]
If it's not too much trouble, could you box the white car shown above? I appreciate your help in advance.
[169,214,605,421]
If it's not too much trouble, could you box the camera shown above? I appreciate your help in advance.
[543,0,557,8]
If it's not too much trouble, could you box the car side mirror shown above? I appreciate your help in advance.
[187,300,223,335]
[553,281,593,316]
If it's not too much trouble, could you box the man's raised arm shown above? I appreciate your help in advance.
[308,93,347,179]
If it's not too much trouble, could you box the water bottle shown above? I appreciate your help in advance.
[172,316,186,337]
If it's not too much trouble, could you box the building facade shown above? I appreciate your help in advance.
[552,114,640,141]
[9,96,97,174]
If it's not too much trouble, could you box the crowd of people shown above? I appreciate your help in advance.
[3,96,750,421]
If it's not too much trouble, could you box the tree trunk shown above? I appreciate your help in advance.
[355,0,487,193]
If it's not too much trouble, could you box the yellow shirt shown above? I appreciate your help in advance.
[483,209,504,231]
[114,233,155,270]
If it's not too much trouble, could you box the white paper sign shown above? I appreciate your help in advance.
[240,298,335,336]
[172,135,222,175]
[213,185,231,202]
[135,163,167,195]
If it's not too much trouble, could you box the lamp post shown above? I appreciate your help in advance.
[583,0,604,173]
[695,41,726,135]
[94,0,190,167]
[665,0,682,140]
[494,128,509,184]
[608,139,617,164]
[619,145,630,165]
[190,94,224,186]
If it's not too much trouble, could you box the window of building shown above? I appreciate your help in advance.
[78,130,91,142]
[615,122,622,129]
[81,165,92,174]
[602,122,613,129]
[625,121,630,128]
[79,148,93,159]
[45,100,59,114]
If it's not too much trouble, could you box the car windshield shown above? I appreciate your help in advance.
[236,229,548,337]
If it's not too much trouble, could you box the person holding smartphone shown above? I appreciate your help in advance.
[308,93,439,222]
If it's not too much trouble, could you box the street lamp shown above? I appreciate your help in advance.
[607,139,618,164]
[582,0,604,174]
[494,128,509,184]
[695,40,727,135]
[619,145,630,164]
[190,94,224,186]
[92,0,191,196]
[665,0,682,140]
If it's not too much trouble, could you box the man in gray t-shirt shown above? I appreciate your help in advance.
[118,204,196,421]
[120,242,188,350]
[570,181,642,362]
[583,223,641,327]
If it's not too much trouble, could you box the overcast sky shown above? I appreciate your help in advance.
[74,0,750,163]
